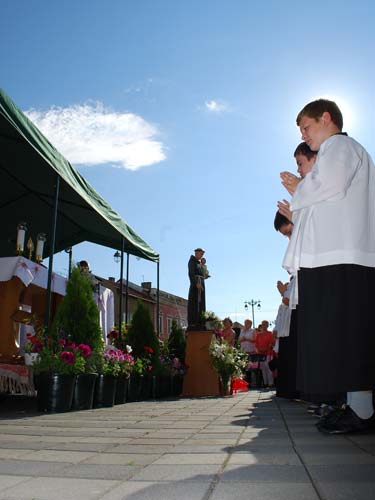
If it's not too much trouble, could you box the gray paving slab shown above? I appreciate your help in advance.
[153,452,228,465]
[129,463,220,481]
[58,463,141,480]
[1,477,119,500]
[82,453,160,466]
[210,482,320,500]
[313,481,375,500]
[100,480,211,500]
[308,464,375,482]
[220,464,310,483]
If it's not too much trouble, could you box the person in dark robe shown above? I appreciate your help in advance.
[187,248,206,330]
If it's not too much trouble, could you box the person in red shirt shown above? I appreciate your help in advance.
[255,320,275,388]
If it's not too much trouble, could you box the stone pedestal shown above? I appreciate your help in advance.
[182,330,220,397]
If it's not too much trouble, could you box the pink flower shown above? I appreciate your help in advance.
[61,351,75,365]
[58,339,66,346]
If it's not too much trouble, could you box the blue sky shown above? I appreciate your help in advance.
[1,0,375,326]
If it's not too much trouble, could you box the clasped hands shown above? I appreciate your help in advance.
[277,171,301,221]
[280,171,300,195]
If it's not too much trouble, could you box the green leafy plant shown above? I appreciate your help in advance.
[167,320,186,360]
[52,266,103,352]
[127,301,160,369]
[32,339,86,375]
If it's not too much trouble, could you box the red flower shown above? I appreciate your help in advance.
[58,339,66,346]
[61,351,75,365]
[107,330,118,339]
[144,346,154,353]
[77,343,92,358]
[67,341,76,349]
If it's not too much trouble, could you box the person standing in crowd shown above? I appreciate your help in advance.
[238,319,257,356]
[281,98,375,434]
[255,320,275,388]
[274,142,317,400]
[221,317,236,346]
[187,248,206,331]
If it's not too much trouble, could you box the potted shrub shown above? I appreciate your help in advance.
[127,302,160,400]
[170,356,188,397]
[114,345,134,405]
[167,320,187,397]
[32,339,85,412]
[92,347,120,408]
[154,342,172,399]
[52,266,103,352]
[71,343,98,411]
[51,265,104,410]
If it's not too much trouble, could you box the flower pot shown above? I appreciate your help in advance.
[219,376,232,397]
[171,374,184,397]
[127,373,142,402]
[114,375,130,405]
[93,374,117,408]
[71,373,98,411]
[34,373,76,413]
[155,374,172,399]
[140,373,153,400]
[24,353,39,366]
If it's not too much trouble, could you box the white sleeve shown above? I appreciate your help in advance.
[291,137,361,211]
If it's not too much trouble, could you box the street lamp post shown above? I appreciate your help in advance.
[244,299,261,327]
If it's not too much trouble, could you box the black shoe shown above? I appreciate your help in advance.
[318,406,375,435]
[313,404,337,418]
[307,403,320,413]
[315,405,346,428]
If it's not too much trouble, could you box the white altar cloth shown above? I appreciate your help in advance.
[0,256,67,295]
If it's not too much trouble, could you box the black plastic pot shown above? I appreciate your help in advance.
[34,373,76,413]
[155,374,172,399]
[114,375,130,405]
[126,373,142,402]
[171,374,184,397]
[71,373,98,411]
[93,374,117,408]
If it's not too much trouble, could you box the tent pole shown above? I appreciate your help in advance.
[118,237,124,337]
[44,175,60,337]
[156,259,160,337]
[125,252,129,324]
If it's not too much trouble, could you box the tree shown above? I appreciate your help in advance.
[52,266,103,352]
[168,320,186,360]
[126,301,159,365]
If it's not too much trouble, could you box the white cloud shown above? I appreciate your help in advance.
[205,99,228,113]
[25,102,166,170]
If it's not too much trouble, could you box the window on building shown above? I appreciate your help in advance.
[167,316,175,336]
[158,313,163,336]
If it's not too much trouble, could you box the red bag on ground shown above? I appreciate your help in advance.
[231,377,249,393]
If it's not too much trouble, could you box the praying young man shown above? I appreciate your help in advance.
[280,98,375,434]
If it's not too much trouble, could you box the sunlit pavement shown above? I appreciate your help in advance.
[0,390,374,500]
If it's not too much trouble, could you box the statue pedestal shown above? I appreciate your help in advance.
[182,330,220,397]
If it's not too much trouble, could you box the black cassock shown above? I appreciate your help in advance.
[187,255,206,330]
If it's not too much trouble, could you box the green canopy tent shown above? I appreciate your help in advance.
[0,88,160,331]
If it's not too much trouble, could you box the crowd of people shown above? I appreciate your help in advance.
[272,98,375,435]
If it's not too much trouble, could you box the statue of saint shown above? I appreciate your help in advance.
[187,248,207,330]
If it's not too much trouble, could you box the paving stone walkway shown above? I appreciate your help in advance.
[0,390,374,499]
